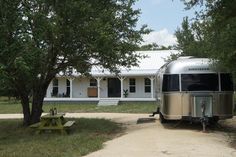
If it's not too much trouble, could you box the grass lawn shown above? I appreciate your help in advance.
[0,99,157,114]
[0,118,123,157]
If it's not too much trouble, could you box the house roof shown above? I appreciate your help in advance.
[58,50,180,77]
[90,50,180,77]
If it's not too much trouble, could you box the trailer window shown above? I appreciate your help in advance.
[162,74,179,92]
[181,74,218,91]
[221,73,234,91]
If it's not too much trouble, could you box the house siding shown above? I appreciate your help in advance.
[123,77,154,98]
[72,78,89,98]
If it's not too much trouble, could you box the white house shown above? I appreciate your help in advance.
[44,50,179,104]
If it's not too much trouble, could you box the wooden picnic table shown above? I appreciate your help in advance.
[31,113,75,135]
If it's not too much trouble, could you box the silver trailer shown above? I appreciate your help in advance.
[156,57,234,128]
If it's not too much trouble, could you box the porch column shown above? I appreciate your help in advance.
[96,77,102,99]
[69,78,74,98]
[149,76,155,99]
[118,77,125,98]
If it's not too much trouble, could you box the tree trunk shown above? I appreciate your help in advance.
[30,87,47,123]
[20,95,31,126]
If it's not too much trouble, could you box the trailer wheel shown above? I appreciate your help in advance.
[159,112,167,123]
[210,117,219,124]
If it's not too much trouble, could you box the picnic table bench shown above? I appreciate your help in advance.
[30,113,75,135]
[64,121,75,128]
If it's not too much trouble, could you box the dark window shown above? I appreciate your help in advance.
[90,79,97,87]
[53,78,58,86]
[144,78,151,93]
[52,79,58,96]
[66,79,70,86]
[221,73,234,91]
[181,74,218,91]
[162,74,179,92]
[66,79,70,97]
[129,78,136,93]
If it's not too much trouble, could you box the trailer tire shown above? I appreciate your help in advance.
[159,112,167,123]
[210,117,219,124]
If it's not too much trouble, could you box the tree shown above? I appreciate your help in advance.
[178,0,236,74]
[137,43,174,51]
[175,17,209,57]
[0,74,19,100]
[175,17,195,55]
[0,0,149,126]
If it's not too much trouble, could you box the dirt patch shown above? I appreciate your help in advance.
[218,117,236,149]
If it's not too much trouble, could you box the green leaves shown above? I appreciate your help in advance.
[0,0,148,98]
[175,17,208,57]
[177,0,236,77]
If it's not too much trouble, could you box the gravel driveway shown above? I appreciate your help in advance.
[65,113,236,157]
[1,113,236,157]
[67,113,236,157]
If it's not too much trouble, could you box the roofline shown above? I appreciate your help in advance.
[56,73,156,78]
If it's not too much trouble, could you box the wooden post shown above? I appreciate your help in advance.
[118,76,126,98]
[69,78,74,98]
[95,77,102,99]
[149,76,155,99]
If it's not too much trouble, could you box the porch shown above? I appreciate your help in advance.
[44,76,156,103]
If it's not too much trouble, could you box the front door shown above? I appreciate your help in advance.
[108,78,121,97]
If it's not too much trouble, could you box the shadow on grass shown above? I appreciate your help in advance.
[0,118,124,157]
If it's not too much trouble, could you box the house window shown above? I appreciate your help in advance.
[144,78,151,93]
[129,78,136,93]
[52,78,58,96]
[90,79,97,87]
[66,79,70,97]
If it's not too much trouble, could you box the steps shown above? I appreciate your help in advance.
[97,99,120,106]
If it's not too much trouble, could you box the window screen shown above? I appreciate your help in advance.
[144,78,151,93]
[129,78,136,93]
[181,74,218,91]
[66,79,70,97]
[162,74,179,92]
[90,79,97,87]
[52,79,58,96]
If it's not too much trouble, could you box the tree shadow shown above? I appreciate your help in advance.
[161,120,204,131]
[136,118,157,124]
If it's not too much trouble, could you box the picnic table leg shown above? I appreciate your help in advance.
[55,118,67,135]
[60,117,66,124]
[36,119,48,134]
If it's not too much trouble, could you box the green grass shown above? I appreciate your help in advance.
[0,100,157,114]
[0,118,123,157]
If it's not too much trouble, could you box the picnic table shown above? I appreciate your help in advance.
[30,113,75,135]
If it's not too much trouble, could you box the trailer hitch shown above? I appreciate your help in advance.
[149,107,160,117]
[200,100,209,132]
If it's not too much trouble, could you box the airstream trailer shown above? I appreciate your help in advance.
[156,57,234,127]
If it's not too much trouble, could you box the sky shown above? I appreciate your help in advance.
[133,0,200,46]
